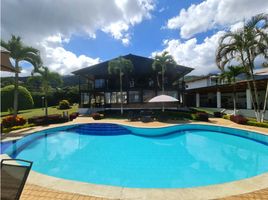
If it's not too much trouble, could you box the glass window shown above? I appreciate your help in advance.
[129,79,135,88]
[81,93,90,105]
[111,92,117,103]
[129,91,140,103]
[105,92,111,104]
[95,79,105,88]
[117,92,127,103]
[166,91,178,99]
[148,79,154,87]
[143,90,155,102]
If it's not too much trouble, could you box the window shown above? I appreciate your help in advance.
[143,90,155,102]
[105,92,111,104]
[129,79,135,88]
[81,93,90,105]
[148,79,154,87]
[129,91,140,103]
[110,92,127,103]
[95,79,105,88]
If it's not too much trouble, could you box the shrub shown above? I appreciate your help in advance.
[213,112,222,118]
[230,115,248,124]
[223,114,230,120]
[1,85,34,111]
[91,113,104,120]
[2,116,26,128]
[192,112,209,121]
[247,121,268,128]
[70,112,79,121]
[28,114,68,125]
[58,100,70,109]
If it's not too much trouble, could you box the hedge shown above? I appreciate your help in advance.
[247,121,268,128]
[1,85,34,112]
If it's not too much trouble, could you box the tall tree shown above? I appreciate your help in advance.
[108,56,133,115]
[32,67,62,116]
[220,66,244,115]
[216,13,268,122]
[152,51,176,95]
[1,35,42,117]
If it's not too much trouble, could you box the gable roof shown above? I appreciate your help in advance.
[72,54,193,81]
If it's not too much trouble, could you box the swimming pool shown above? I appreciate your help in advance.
[2,123,268,188]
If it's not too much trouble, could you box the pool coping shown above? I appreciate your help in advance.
[1,118,268,200]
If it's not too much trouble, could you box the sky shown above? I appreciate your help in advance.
[1,0,268,77]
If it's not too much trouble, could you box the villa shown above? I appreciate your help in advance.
[185,68,268,119]
[73,54,193,114]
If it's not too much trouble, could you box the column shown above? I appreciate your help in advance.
[246,89,252,109]
[196,93,200,107]
[217,91,221,108]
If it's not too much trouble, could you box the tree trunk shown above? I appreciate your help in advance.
[261,81,268,122]
[232,82,236,115]
[162,65,165,112]
[120,71,123,115]
[13,60,19,117]
[45,97,48,117]
[247,81,260,121]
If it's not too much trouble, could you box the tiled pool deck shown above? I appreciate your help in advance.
[1,117,268,200]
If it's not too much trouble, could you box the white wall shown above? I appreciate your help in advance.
[186,78,209,90]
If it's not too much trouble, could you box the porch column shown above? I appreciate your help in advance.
[246,89,252,109]
[196,93,200,107]
[217,91,221,108]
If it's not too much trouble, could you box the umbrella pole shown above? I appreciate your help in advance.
[162,102,165,112]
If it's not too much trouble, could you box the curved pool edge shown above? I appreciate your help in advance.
[1,153,268,200]
[1,119,268,199]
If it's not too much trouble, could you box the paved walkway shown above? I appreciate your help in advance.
[20,184,268,200]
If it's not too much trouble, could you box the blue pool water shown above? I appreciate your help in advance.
[2,123,268,188]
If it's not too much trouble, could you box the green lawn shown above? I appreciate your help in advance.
[0,104,78,119]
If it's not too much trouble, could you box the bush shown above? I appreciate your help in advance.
[223,114,231,120]
[213,112,222,118]
[91,113,104,120]
[28,114,68,125]
[2,116,26,128]
[192,112,209,121]
[70,112,79,121]
[58,100,70,109]
[230,115,248,124]
[247,121,268,128]
[1,85,34,111]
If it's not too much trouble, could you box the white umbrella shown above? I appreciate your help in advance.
[148,95,179,112]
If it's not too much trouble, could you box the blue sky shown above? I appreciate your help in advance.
[64,0,204,61]
[1,0,268,76]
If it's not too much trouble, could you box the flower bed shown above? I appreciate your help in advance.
[2,116,26,128]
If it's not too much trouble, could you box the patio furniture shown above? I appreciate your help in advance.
[127,111,140,121]
[140,110,154,123]
[1,159,33,200]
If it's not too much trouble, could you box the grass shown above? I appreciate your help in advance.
[1,104,79,119]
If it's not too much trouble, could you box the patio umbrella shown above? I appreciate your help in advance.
[0,47,18,73]
[148,95,179,112]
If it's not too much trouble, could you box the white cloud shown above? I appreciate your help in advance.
[152,31,226,75]
[1,0,154,45]
[167,0,268,38]
[1,0,155,76]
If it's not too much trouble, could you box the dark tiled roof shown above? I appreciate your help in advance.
[72,54,193,80]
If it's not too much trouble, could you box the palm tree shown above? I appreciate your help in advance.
[216,13,268,122]
[108,56,133,115]
[32,67,62,116]
[152,51,176,95]
[1,35,42,117]
[220,66,244,115]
